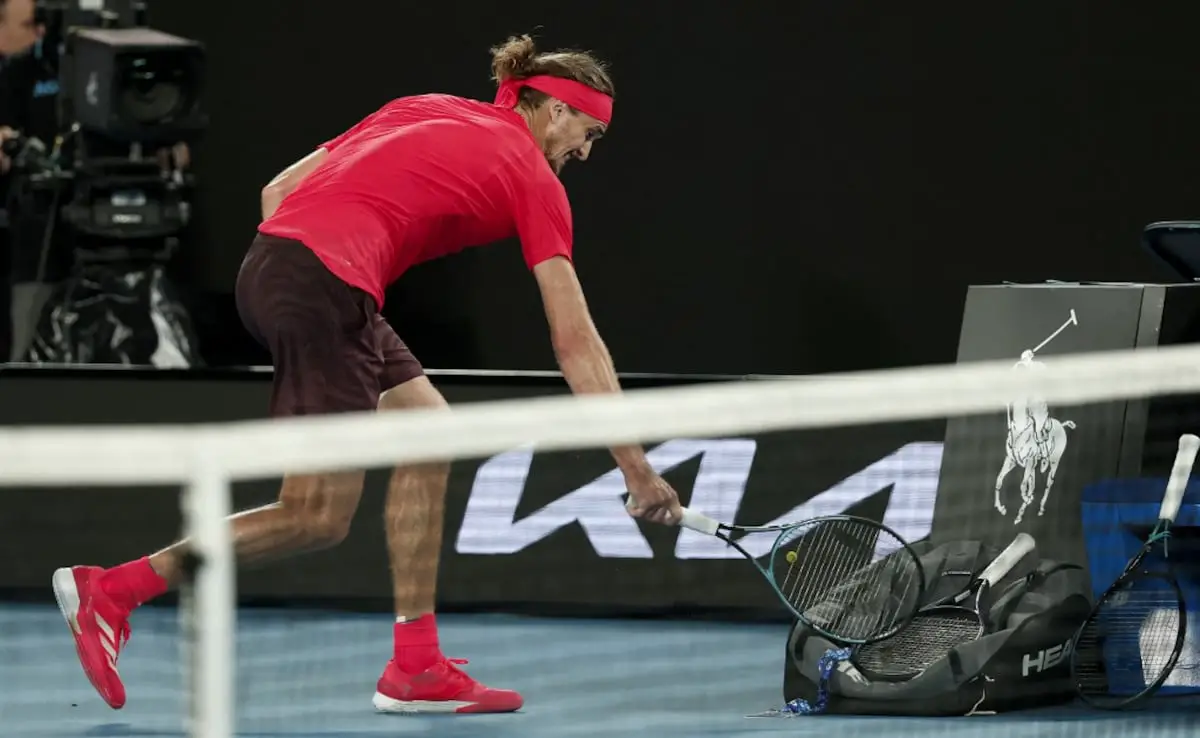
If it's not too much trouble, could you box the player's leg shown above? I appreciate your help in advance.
[368,318,522,714]
[158,234,378,571]
[53,235,382,709]
[147,471,367,582]
[377,376,450,625]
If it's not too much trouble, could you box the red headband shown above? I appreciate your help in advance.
[494,75,613,126]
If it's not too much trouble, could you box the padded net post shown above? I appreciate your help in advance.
[180,454,236,738]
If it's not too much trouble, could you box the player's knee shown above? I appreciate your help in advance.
[300,512,353,550]
[277,474,363,550]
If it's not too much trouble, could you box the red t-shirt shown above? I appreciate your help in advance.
[259,94,573,308]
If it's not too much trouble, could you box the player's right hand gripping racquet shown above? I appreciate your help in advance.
[1070,433,1200,710]
[852,532,1037,681]
[676,508,927,644]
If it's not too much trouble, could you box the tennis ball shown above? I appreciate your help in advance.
[785,551,798,563]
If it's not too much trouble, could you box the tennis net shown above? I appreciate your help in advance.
[4,343,1200,736]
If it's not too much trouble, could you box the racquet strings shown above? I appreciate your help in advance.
[1075,574,1185,705]
[772,518,923,641]
[853,608,981,678]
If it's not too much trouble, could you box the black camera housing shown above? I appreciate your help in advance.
[2,3,207,243]
[66,27,207,145]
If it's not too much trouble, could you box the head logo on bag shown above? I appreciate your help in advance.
[1021,636,1074,677]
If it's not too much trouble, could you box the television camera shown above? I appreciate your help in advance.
[3,0,207,367]
[5,0,207,241]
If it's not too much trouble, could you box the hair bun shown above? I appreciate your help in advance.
[490,34,538,83]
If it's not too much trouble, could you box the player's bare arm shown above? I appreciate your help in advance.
[534,256,681,525]
[260,147,328,220]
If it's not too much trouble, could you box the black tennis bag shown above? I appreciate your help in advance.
[782,539,1093,716]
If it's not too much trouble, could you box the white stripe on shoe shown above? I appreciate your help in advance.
[95,614,120,671]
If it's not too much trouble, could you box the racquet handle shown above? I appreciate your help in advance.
[1160,434,1200,523]
[979,532,1035,587]
[677,507,721,535]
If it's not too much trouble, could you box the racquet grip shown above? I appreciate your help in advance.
[979,532,1035,587]
[677,507,721,535]
[1160,433,1200,523]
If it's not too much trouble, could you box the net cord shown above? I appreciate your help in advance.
[1,343,1199,485]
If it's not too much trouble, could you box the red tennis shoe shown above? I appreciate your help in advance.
[372,657,524,714]
[52,566,131,709]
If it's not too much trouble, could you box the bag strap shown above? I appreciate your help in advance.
[989,560,1083,627]
[921,542,985,604]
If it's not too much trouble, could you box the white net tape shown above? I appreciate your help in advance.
[7,344,1200,738]
[4,343,1200,486]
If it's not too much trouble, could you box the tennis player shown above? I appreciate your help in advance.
[52,34,683,714]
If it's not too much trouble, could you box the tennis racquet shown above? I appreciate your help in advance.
[1070,433,1200,710]
[675,507,926,644]
[853,532,1037,681]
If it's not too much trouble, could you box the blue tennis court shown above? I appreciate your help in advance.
[2,603,1197,737]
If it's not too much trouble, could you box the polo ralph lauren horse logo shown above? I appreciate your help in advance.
[994,310,1078,525]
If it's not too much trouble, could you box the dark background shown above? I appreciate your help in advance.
[141,3,1195,376]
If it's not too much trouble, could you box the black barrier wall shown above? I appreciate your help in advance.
[142,4,1194,375]
[0,368,942,618]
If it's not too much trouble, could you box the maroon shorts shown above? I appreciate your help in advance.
[235,234,424,417]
